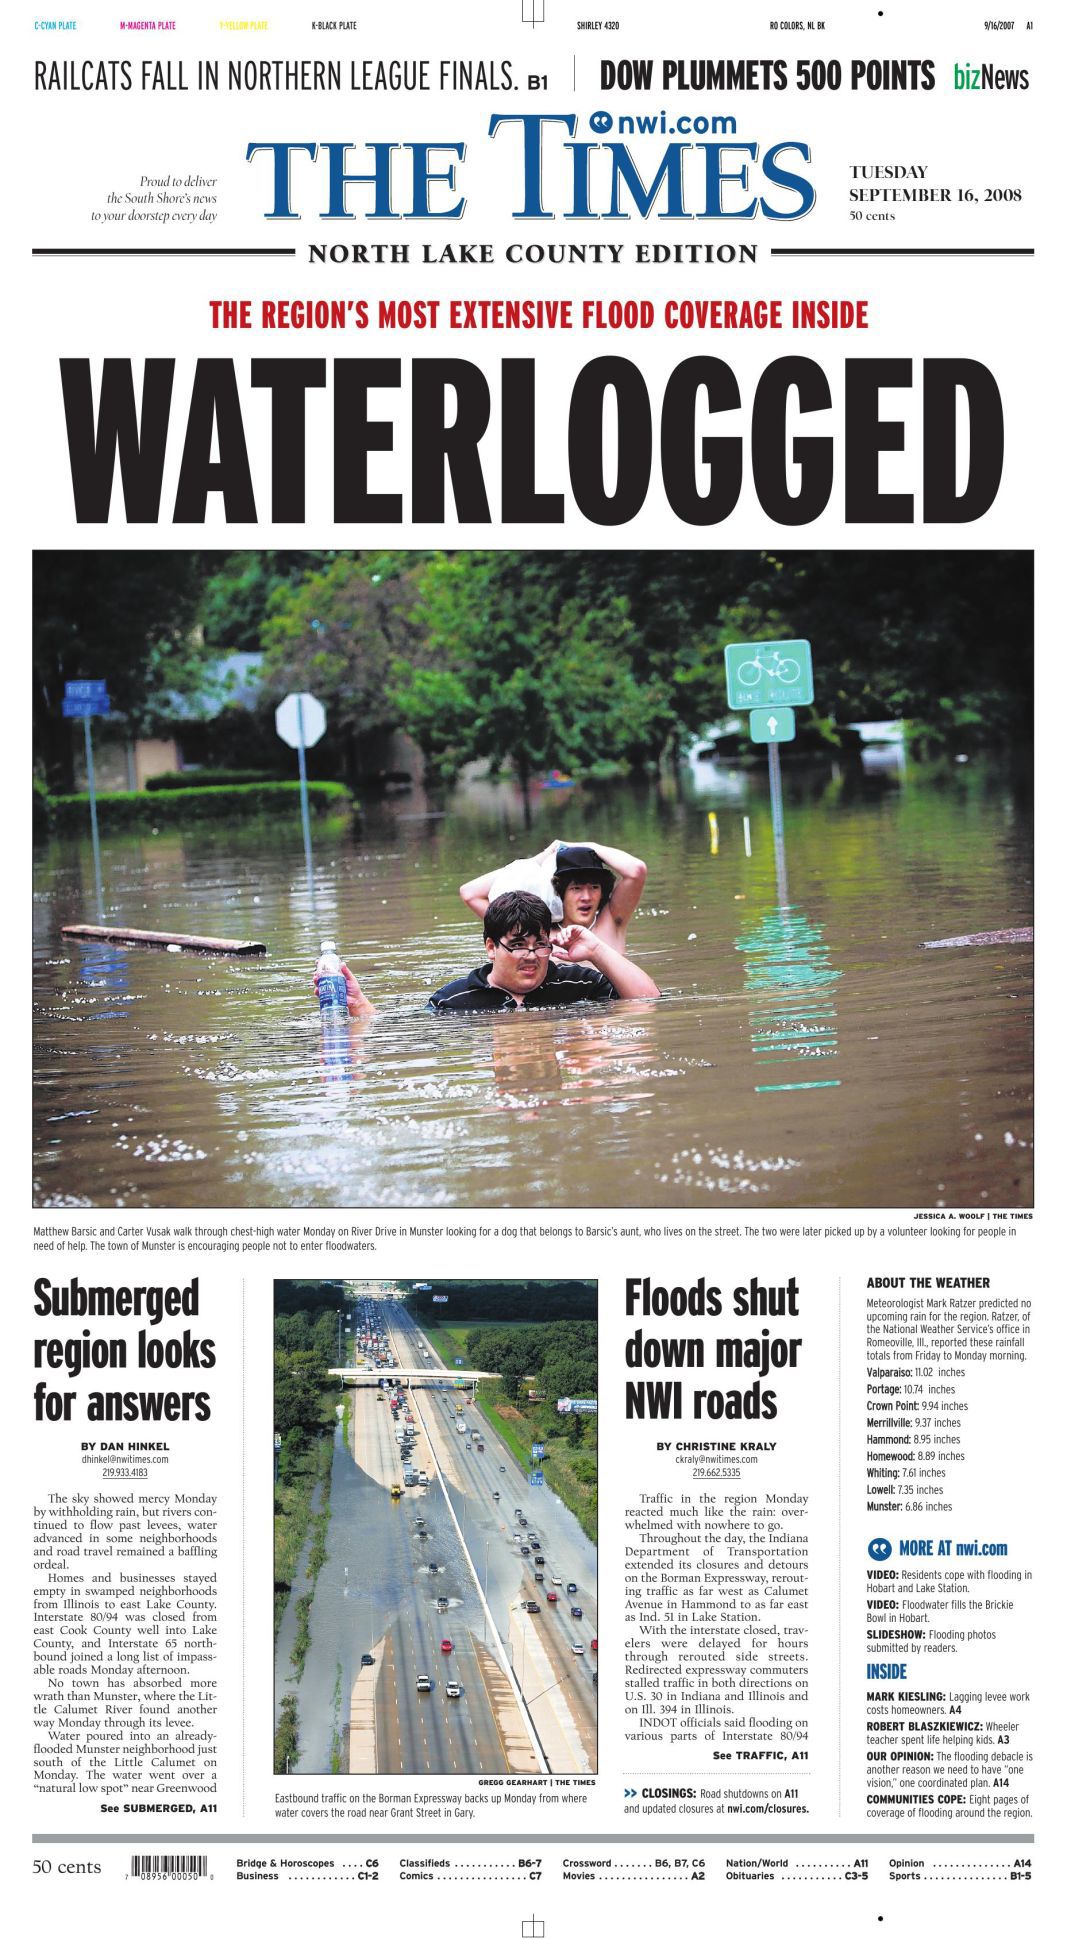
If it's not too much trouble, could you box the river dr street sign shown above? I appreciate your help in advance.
[275,692,326,750]
[750,707,796,745]
[724,639,814,710]
[63,679,110,718]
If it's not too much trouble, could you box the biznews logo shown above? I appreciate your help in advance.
[953,61,1029,90]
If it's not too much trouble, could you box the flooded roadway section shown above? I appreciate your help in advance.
[383,1300,597,1772]
[275,1379,528,1777]
[34,761,1032,1209]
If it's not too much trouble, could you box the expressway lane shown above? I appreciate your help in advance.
[378,1294,599,1768]
[378,1594,508,1776]
[343,1295,523,1775]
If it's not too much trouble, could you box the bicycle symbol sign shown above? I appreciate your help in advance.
[724,639,814,711]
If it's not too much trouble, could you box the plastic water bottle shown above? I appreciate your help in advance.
[316,939,349,1015]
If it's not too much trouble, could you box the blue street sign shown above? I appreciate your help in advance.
[63,695,110,718]
[529,1471,544,1487]
[63,679,110,718]
[531,1442,545,1458]
[724,640,813,711]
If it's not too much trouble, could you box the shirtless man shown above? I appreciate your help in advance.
[459,838,647,957]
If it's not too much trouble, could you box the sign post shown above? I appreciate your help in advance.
[723,641,814,898]
[62,681,110,918]
[275,692,327,896]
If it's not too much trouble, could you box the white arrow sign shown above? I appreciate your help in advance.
[768,715,778,736]
[275,692,326,750]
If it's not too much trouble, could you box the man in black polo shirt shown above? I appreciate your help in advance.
[430,890,659,1012]
[324,890,659,1017]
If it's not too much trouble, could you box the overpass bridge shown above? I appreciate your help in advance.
[328,1369,501,1387]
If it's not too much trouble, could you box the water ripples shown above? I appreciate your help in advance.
[33,769,1032,1209]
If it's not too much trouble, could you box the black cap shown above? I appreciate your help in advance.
[552,844,616,900]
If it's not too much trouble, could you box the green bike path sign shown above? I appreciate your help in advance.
[725,639,813,710]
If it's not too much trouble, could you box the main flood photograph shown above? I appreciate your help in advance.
[273,1278,598,1776]
[33,548,1033,1210]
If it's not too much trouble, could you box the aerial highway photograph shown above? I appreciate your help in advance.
[274,1278,597,1775]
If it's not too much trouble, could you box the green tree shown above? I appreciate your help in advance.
[258,552,425,780]
[198,551,327,655]
[396,554,694,815]
[385,662,477,783]
[33,552,209,789]
[274,1349,327,1438]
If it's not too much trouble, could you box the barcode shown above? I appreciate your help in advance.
[131,1854,207,1878]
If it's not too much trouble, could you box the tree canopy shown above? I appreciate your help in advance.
[34,549,1032,791]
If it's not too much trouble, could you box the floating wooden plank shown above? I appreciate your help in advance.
[62,922,266,957]
[922,927,1033,951]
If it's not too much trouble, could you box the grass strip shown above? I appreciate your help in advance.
[274,1693,299,1776]
[420,1319,597,1544]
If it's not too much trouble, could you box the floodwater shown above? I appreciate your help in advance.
[32,755,1033,1210]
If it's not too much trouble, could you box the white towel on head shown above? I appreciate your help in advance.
[486,855,564,924]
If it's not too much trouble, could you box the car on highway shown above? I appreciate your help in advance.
[500,1464,506,1473]
[566,1582,578,1595]
[525,1601,541,1614]
[492,1490,500,1501]
[533,1554,545,1566]
[445,1681,462,1699]
[546,1591,559,1604]
[360,1653,374,1666]
[437,1596,449,1612]
[416,1674,432,1693]
[440,1638,453,1653]
[570,1605,583,1619]
[571,1643,585,1655]
[591,1638,598,1651]
[534,1570,544,1583]
[550,1576,563,1586]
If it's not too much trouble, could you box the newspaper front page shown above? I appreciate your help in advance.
[18,0,1054,1929]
